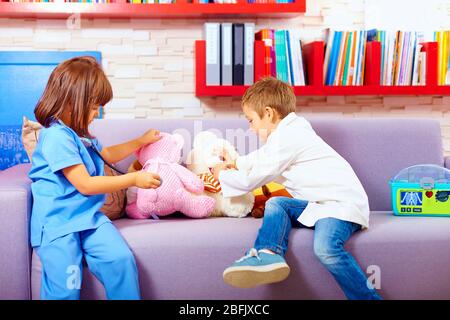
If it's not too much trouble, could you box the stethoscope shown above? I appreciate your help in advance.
[80,137,127,175]
[57,119,126,175]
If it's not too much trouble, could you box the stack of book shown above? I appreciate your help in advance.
[247,0,295,3]
[435,30,450,86]
[325,29,450,87]
[7,0,117,2]
[204,22,255,86]
[323,29,371,86]
[204,23,306,86]
[129,0,174,3]
[376,30,427,86]
[257,28,305,86]
[191,0,293,3]
[191,0,237,3]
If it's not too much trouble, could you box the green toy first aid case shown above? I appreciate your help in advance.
[390,164,450,216]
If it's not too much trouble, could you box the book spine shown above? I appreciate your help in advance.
[334,31,347,86]
[244,23,255,85]
[327,31,341,86]
[353,30,362,86]
[204,22,221,86]
[221,23,233,86]
[323,28,334,85]
[232,23,245,85]
[269,29,277,78]
[342,31,353,86]
[286,30,294,85]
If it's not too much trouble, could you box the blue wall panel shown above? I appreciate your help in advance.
[0,51,102,170]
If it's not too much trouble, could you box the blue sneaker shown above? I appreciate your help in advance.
[223,248,290,288]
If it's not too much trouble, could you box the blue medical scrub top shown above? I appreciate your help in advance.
[28,121,110,247]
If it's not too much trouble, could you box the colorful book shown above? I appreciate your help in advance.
[348,30,357,86]
[359,30,368,86]
[286,29,305,86]
[285,30,294,85]
[255,29,276,78]
[334,31,347,86]
[274,30,288,83]
[326,31,341,86]
[353,30,362,86]
[446,31,450,85]
[323,28,334,85]
[342,31,353,86]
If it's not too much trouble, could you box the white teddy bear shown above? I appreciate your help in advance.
[186,131,254,218]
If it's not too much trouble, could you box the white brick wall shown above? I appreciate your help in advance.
[0,0,449,155]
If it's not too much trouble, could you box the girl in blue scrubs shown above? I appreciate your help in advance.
[28,56,161,300]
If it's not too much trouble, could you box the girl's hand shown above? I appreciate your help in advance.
[139,129,162,146]
[134,171,161,189]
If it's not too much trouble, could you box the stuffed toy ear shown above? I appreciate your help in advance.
[172,133,184,150]
[221,140,239,160]
[193,131,217,150]
[135,131,167,160]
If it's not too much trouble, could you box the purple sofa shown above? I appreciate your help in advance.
[1,117,450,300]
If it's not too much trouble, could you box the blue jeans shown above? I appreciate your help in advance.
[254,196,382,300]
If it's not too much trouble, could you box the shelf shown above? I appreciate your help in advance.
[0,1,306,19]
[195,39,267,96]
[195,40,450,97]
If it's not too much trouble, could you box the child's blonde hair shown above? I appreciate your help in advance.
[242,76,296,119]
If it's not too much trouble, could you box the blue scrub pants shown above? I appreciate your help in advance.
[36,222,140,300]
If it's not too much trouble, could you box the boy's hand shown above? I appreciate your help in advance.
[225,160,237,170]
[212,163,226,181]
[214,148,236,169]
[212,162,235,180]
[134,171,161,189]
[215,148,232,163]
[138,129,161,146]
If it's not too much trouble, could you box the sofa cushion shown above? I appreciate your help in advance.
[0,164,32,299]
[30,212,450,299]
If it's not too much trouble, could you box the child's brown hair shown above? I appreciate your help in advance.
[242,76,296,119]
[35,56,112,138]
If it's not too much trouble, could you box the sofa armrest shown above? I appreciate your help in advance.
[446,156,450,169]
[0,164,32,299]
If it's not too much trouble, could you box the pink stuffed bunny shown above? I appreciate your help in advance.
[126,132,215,219]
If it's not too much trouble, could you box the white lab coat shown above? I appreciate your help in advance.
[219,112,370,228]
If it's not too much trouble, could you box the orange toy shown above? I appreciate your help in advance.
[251,182,292,218]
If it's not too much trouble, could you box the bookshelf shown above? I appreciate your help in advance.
[0,1,306,19]
[195,40,450,96]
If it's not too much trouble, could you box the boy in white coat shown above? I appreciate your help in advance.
[213,77,381,300]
